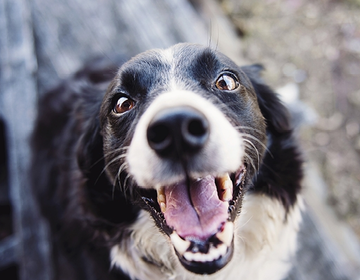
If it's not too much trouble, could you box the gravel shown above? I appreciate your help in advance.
[220,0,360,238]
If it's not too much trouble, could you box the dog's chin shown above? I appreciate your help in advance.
[139,166,247,275]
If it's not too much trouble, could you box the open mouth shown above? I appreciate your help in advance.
[140,166,247,275]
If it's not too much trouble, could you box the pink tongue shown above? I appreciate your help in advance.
[163,175,228,241]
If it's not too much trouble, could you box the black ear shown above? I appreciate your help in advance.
[241,64,291,134]
[74,57,121,175]
[242,65,303,211]
[77,115,104,176]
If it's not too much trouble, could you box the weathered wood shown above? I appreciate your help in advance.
[0,237,18,268]
[30,0,210,95]
[0,0,53,278]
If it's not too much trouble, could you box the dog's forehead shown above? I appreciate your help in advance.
[114,44,244,96]
[119,44,237,80]
[126,44,219,68]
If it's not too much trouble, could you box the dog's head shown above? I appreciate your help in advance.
[99,43,268,274]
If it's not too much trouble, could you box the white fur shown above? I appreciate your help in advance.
[159,48,178,92]
[110,193,303,280]
[126,90,243,188]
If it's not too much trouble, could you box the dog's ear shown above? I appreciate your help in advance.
[77,114,104,177]
[241,64,291,134]
[74,58,121,176]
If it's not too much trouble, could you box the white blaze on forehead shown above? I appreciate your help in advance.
[126,90,244,188]
[159,47,181,92]
[160,47,174,65]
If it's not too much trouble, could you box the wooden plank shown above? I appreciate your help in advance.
[0,237,19,268]
[0,0,53,279]
[30,0,210,95]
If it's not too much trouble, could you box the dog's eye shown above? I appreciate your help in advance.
[113,97,135,114]
[215,74,239,91]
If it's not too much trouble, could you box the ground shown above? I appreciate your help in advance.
[220,0,360,237]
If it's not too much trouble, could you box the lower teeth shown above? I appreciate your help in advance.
[183,244,227,263]
[170,222,234,263]
[170,232,191,255]
[215,222,234,247]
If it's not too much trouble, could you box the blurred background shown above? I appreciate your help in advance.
[0,0,359,279]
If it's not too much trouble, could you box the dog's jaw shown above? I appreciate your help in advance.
[126,91,248,274]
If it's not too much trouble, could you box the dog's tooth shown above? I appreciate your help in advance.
[157,187,166,212]
[217,243,227,257]
[222,186,232,202]
[216,173,233,201]
[216,222,234,247]
[183,252,194,262]
[161,202,166,213]
[170,232,191,256]
[193,253,203,262]
[208,246,220,261]
[183,246,226,263]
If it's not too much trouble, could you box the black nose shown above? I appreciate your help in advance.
[147,107,209,157]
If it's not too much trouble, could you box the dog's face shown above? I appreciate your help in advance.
[100,43,267,275]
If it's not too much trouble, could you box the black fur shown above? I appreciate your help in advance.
[241,65,302,210]
[31,44,302,279]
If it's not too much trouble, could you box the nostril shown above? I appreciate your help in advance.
[147,123,172,153]
[182,117,209,149]
[187,118,208,137]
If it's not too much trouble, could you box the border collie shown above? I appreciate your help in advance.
[31,43,303,280]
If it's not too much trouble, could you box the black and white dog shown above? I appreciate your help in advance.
[32,43,303,280]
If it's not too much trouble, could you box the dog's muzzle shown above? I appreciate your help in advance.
[127,91,246,275]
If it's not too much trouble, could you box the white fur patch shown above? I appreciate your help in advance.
[126,90,243,188]
[110,193,303,280]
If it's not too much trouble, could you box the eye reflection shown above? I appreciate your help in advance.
[113,97,135,114]
[215,74,239,91]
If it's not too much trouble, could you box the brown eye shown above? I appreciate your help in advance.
[215,74,239,91]
[113,97,135,114]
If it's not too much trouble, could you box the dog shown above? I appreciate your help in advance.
[31,43,303,280]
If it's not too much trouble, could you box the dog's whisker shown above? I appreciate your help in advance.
[244,145,259,174]
[123,173,132,197]
[90,146,129,170]
[244,153,257,175]
[117,162,129,191]
[103,154,124,173]
[96,153,127,187]
[208,19,212,48]
[103,146,129,159]
[235,126,264,135]
[241,133,273,158]
[243,139,260,171]
[112,161,128,200]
